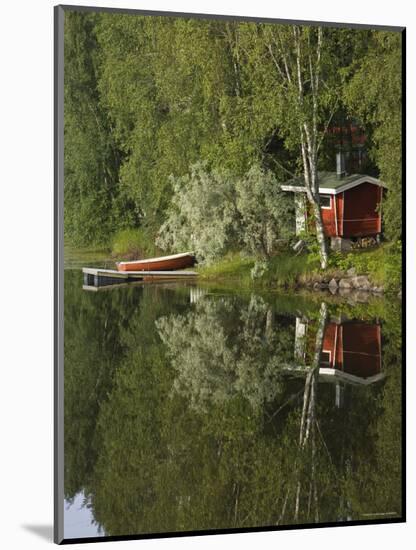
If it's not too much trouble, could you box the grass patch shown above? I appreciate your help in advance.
[260,252,319,287]
[197,253,255,284]
[198,251,323,288]
[197,242,402,293]
[111,228,161,260]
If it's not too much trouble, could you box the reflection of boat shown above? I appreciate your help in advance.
[82,267,198,289]
[116,252,196,272]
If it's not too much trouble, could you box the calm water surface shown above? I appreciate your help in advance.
[63,257,402,539]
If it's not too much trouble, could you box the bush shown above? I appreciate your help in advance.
[236,165,294,257]
[157,163,295,264]
[156,163,239,263]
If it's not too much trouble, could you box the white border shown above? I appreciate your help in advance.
[0,1,412,550]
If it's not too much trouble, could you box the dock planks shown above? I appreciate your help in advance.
[82,267,198,288]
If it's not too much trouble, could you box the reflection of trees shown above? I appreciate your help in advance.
[64,270,132,500]
[157,295,294,412]
[64,273,190,501]
[342,300,403,519]
[64,282,402,536]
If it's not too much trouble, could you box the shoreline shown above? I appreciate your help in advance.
[65,243,402,299]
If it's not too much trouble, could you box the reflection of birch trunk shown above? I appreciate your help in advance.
[294,317,308,362]
[279,302,327,524]
[266,308,274,344]
[299,302,326,447]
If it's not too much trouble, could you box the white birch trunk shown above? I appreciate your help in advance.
[293,27,329,269]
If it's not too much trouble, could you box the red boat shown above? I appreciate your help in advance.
[116,252,196,272]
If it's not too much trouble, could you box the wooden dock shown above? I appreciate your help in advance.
[82,267,198,289]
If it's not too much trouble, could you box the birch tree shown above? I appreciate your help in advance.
[240,24,340,268]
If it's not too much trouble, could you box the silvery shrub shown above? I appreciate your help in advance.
[157,162,294,263]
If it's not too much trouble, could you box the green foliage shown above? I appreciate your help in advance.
[64,12,122,245]
[156,163,240,262]
[63,12,402,314]
[330,243,402,291]
[384,241,402,290]
[199,242,403,293]
[344,32,402,242]
[94,16,280,233]
[157,163,294,263]
[296,231,323,268]
[237,24,341,156]
[64,12,402,274]
[250,259,268,280]
[235,165,295,256]
[331,249,380,274]
[197,250,322,288]
[261,252,320,286]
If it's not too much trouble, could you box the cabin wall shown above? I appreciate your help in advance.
[342,182,381,237]
[320,196,337,237]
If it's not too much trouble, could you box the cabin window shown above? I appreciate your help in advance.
[320,195,331,209]
[320,350,331,365]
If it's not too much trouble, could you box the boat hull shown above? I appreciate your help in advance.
[117,253,196,272]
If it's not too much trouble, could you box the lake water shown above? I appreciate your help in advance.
[63,261,403,539]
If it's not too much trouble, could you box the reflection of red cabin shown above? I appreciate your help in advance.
[320,322,381,379]
[282,172,385,239]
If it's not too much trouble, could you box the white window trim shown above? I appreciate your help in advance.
[320,195,332,210]
[321,349,332,364]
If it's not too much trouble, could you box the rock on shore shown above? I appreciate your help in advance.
[311,273,384,296]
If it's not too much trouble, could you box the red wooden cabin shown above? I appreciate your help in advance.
[282,172,384,239]
[281,155,385,244]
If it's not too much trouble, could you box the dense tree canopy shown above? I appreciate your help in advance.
[64,12,123,245]
[64,11,402,250]
[343,31,402,242]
